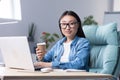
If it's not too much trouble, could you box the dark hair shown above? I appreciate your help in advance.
[59,10,85,38]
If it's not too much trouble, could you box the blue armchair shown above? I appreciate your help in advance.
[83,22,120,78]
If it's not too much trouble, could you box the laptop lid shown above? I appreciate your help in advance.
[0,36,35,71]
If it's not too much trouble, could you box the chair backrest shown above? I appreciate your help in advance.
[83,22,119,76]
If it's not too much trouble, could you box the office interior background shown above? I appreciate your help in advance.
[0,0,119,63]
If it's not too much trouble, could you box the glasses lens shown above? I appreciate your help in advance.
[60,23,67,29]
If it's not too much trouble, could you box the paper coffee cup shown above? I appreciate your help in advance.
[37,42,46,52]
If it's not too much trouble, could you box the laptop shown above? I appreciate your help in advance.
[0,36,39,71]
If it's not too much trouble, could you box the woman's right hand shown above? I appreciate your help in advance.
[36,47,46,61]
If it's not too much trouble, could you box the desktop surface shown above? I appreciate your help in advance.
[0,67,112,80]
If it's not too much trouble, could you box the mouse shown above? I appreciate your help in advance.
[41,68,53,73]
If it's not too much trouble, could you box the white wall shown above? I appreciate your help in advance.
[0,0,111,62]
[0,0,110,42]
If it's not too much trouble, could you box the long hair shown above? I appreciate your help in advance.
[58,10,85,38]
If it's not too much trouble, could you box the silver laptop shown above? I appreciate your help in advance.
[0,36,38,71]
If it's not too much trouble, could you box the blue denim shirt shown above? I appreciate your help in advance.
[43,36,90,71]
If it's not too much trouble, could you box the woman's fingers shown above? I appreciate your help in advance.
[34,62,41,67]
[36,49,45,60]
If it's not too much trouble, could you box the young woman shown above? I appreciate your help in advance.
[34,10,90,71]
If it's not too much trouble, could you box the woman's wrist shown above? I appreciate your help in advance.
[42,62,52,68]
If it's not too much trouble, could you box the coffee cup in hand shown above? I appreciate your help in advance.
[36,42,46,61]
[37,42,46,52]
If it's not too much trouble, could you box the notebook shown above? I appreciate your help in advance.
[0,36,39,71]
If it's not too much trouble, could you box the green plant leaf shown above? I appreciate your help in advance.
[48,38,53,43]
[82,15,98,26]
[29,23,36,39]
[51,37,55,42]
[53,33,59,38]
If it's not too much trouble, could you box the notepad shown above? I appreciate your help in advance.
[65,69,86,72]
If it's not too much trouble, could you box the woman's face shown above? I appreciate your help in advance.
[60,15,79,39]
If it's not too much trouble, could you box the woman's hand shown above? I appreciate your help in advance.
[34,62,52,68]
[36,47,46,61]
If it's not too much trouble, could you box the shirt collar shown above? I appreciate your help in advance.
[60,36,79,46]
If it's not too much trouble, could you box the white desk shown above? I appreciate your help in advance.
[0,67,113,80]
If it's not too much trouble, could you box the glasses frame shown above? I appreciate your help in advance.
[60,22,79,29]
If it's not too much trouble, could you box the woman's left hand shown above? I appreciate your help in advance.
[34,62,52,68]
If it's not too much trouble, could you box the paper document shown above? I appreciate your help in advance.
[65,69,86,72]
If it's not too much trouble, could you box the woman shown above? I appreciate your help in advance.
[34,10,90,71]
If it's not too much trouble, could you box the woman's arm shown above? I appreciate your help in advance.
[34,42,59,68]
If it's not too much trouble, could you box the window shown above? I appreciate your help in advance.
[113,0,120,11]
[0,0,22,24]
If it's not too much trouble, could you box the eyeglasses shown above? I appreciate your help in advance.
[60,22,79,29]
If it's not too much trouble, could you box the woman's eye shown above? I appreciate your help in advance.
[70,23,74,25]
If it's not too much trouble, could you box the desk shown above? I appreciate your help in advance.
[0,67,112,80]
